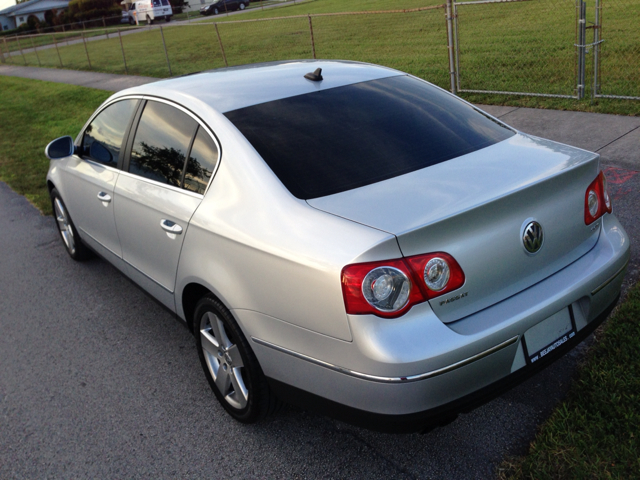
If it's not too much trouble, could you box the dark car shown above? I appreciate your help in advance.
[200,0,249,16]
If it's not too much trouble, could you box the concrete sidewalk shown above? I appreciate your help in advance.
[0,64,157,91]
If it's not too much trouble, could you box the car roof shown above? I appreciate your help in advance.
[119,60,403,113]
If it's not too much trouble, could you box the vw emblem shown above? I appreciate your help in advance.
[523,221,544,254]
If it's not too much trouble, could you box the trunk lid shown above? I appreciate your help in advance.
[308,134,601,323]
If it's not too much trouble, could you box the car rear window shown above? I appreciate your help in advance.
[225,75,515,199]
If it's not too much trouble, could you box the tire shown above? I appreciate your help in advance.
[146,15,153,25]
[195,294,280,423]
[50,188,92,261]
[213,7,219,15]
[165,15,171,22]
[239,2,246,10]
[129,17,135,25]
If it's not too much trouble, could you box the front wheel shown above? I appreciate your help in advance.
[213,7,219,14]
[50,188,92,261]
[195,295,280,423]
[165,15,171,22]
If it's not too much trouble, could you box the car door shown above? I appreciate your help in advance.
[114,99,220,311]
[61,98,140,269]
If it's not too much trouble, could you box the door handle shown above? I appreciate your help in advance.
[160,219,183,235]
[97,192,112,203]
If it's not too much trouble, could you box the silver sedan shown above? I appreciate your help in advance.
[45,60,629,432]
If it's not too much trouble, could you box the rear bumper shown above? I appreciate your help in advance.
[247,213,629,432]
[267,293,619,433]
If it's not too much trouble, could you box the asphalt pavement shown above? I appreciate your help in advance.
[0,66,638,479]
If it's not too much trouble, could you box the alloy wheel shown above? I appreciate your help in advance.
[54,197,76,255]
[200,311,249,409]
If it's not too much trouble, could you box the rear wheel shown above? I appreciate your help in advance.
[195,294,280,423]
[50,188,92,261]
[146,15,153,25]
[239,2,246,10]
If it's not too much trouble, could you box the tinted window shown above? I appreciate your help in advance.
[82,99,138,168]
[225,75,514,199]
[129,101,197,187]
[183,127,219,195]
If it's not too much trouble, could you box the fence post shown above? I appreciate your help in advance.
[593,0,601,97]
[117,28,128,74]
[308,15,316,60]
[2,38,9,64]
[82,21,86,31]
[214,23,228,67]
[52,33,63,67]
[159,26,172,76]
[453,1,461,92]
[577,0,586,99]
[81,31,92,69]
[102,17,106,28]
[0,39,5,64]
[30,36,42,67]
[15,36,27,65]
[445,0,457,94]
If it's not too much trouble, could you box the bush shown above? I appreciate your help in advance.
[67,0,122,22]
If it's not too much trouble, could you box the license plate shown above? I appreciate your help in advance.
[524,308,576,363]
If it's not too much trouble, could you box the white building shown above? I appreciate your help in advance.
[0,0,70,31]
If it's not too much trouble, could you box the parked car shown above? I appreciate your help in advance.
[45,60,629,433]
[200,0,249,16]
[123,0,172,24]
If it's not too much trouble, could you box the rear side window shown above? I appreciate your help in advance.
[82,99,138,168]
[183,127,219,195]
[129,101,198,188]
[225,75,514,199]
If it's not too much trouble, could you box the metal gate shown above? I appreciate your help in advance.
[592,0,640,100]
[446,0,639,101]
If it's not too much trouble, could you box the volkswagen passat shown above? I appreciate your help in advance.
[45,60,629,432]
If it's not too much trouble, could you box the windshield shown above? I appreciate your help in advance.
[225,75,515,199]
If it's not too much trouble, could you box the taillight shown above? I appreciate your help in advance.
[341,252,465,318]
[584,171,612,225]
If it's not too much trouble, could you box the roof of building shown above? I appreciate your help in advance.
[0,0,69,17]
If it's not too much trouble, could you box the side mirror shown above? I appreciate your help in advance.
[45,136,76,160]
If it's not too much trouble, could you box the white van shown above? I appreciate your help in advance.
[124,0,172,25]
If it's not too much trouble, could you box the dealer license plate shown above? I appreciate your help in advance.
[524,307,576,363]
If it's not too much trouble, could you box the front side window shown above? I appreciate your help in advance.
[129,101,198,187]
[82,99,138,168]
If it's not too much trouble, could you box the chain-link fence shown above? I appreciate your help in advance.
[0,6,452,89]
[0,1,637,102]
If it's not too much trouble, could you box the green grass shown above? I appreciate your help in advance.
[0,76,110,215]
[1,0,638,115]
[499,281,640,479]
